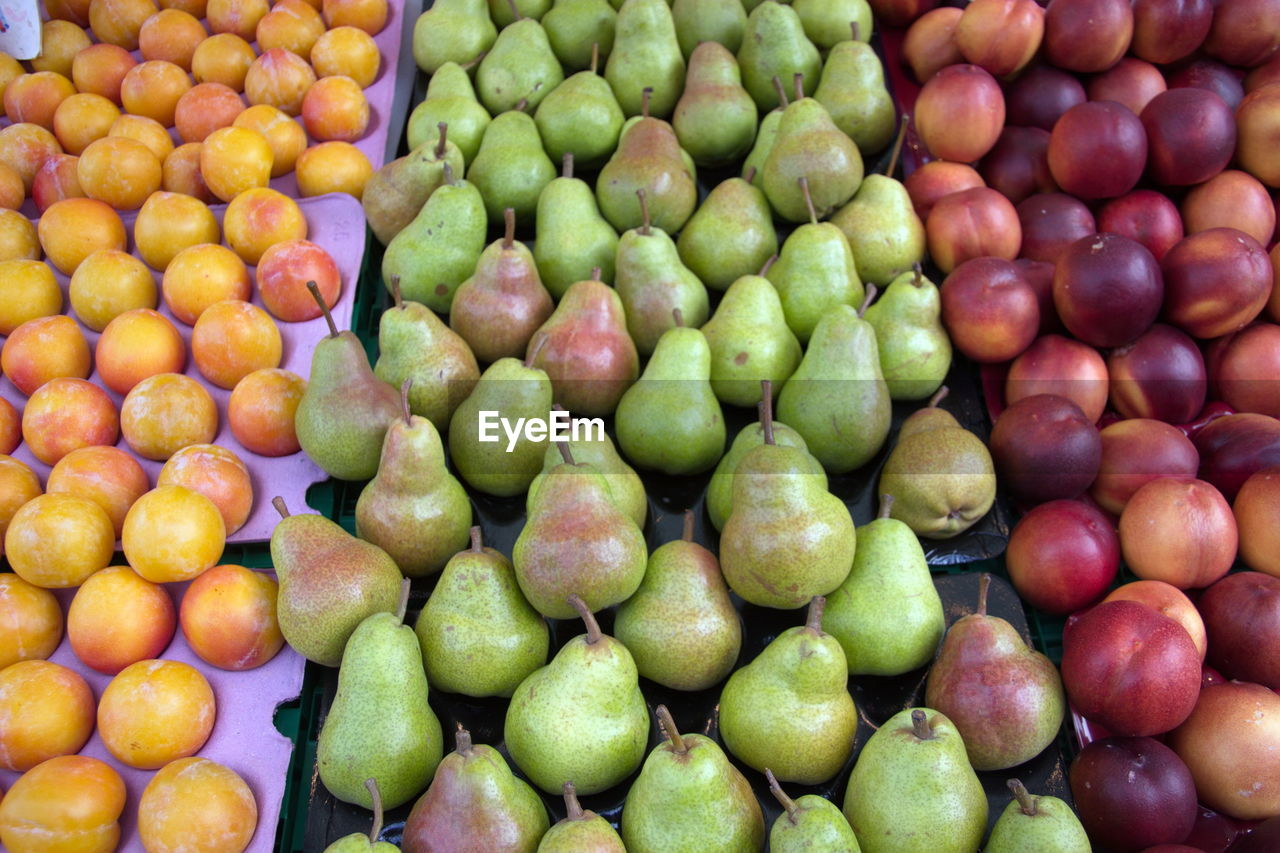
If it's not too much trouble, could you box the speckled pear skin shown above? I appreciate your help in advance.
[527,434,647,529]
[270,508,402,667]
[503,607,649,795]
[769,789,861,852]
[718,599,857,784]
[707,418,821,531]
[322,835,399,852]
[842,708,988,853]
[414,530,550,698]
[985,782,1091,853]
[620,728,765,852]
[401,730,550,853]
[536,784,627,853]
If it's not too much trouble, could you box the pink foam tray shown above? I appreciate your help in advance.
[0,190,366,544]
[0,582,306,853]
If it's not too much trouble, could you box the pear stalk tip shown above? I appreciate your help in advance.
[858,283,877,317]
[469,525,483,552]
[590,266,602,281]
[364,778,384,843]
[977,573,990,618]
[455,726,473,755]
[272,496,289,518]
[568,594,602,644]
[590,42,599,75]
[760,380,775,445]
[641,86,653,119]
[503,207,516,249]
[563,782,585,821]
[805,596,826,633]
[798,176,818,225]
[442,160,455,187]
[636,188,651,236]
[928,385,950,409]
[886,114,909,178]
[515,97,529,113]
[308,281,338,337]
[400,378,413,425]
[759,254,779,277]
[656,704,687,754]
[557,440,575,466]
[681,508,694,543]
[766,769,799,824]
[771,75,789,109]
[792,72,804,102]
[390,274,403,310]
[742,164,757,184]
[505,0,520,21]
[525,332,548,368]
[434,122,448,160]
[1007,779,1038,816]
[911,709,934,740]
[878,494,894,519]
[562,151,574,180]
[912,262,924,287]
[396,577,411,624]
[851,21,860,42]
[672,307,684,328]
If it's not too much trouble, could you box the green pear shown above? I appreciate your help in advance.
[614,510,741,691]
[863,266,951,401]
[986,780,1091,853]
[767,770,861,853]
[401,727,550,851]
[621,705,765,852]
[830,165,925,287]
[843,708,988,853]
[415,527,549,698]
[504,596,649,794]
[822,494,944,676]
[355,381,473,578]
[269,497,403,667]
[719,597,858,783]
[706,392,823,531]
[317,583,445,810]
[766,176,865,343]
[672,41,757,167]
[742,105,783,189]
[538,783,627,853]
[606,0,685,118]
[924,575,1066,771]
[374,277,481,432]
[412,0,496,73]
[763,77,863,223]
[405,63,492,164]
[363,129,465,246]
[535,46,625,168]
[513,446,648,618]
[476,14,564,114]
[702,270,802,408]
[738,1,820,111]
[322,779,400,852]
[596,90,697,233]
[794,0,872,50]
[295,284,402,482]
[614,192,709,354]
[381,163,488,313]
[534,155,620,299]
[526,426,647,528]
[490,0,551,27]
[544,0,617,70]
[776,301,891,473]
[720,420,856,609]
[671,0,746,57]
[447,345,554,497]
[814,30,895,155]
[877,387,997,538]
[676,170,777,292]
[467,108,557,226]
[615,319,724,474]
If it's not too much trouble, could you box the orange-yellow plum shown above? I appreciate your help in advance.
[191,32,256,92]
[0,755,126,853]
[0,53,23,98]
[0,209,40,262]
[52,93,120,156]
[191,299,282,390]
[120,60,192,127]
[181,564,284,669]
[158,443,253,534]
[199,124,273,202]
[207,0,269,40]
[1,314,92,396]
[0,259,61,334]
[138,757,258,852]
[0,660,95,772]
[138,8,207,69]
[134,190,220,271]
[223,186,307,264]
[71,43,138,105]
[76,136,163,211]
[300,75,370,143]
[256,0,326,60]
[122,484,225,582]
[0,401,18,454]
[162,242,252,324]
[255,238,340,321]
[322,0,387,34]
[4,492,115,587]
[20,378,120,467]
[0,162,25,209]
[37,197,127,274]
[47,0,93,24]
[31,20,93,78]
[0,122,64,191]
[4,72,77,130]
[233,104,307,177]
[120,373,218,461]
[159,0,207,17]
[174,81,246,144]
[96,308,187,395]
[108,112,175,161]
[97,658,216,769]
[69,249,158,332]
[310,26,380,88]
[90,0,161,50]
[0,572,62,669]
[294,140,372,199]
[244,47,316,116]
[68,566,177,674]
[0,457,42,558]
[31,153,84,212]
[47,445,150,536]
[162,141,214,201]
[228,368,305,456]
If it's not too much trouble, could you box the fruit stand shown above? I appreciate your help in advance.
[2,0,1280,851]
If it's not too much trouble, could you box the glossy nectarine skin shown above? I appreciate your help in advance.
[181,564,284,670]
[1161,227,1272,340]
[978,126,1054,205]
[97,658,216,769]
[1095,189,1184,262]
[1120,477,1237,589]
[954,0,1044,78]
[1090,418,1200,514]
[1214,322,1280,418]
[1016,192,1093,263]
[940,256,1039,363]
[1181,169,1276,246]
[903,160,984,223]
[1005,63,1085,131]
[1069,736,1198,851]
[1131,0,1212,65]
[1236,85,1280,188]
[1105,580,1207,660]
[1048,101,1148,200]
[1235,468,1280,578]
[1107,323,1207,424]
[913,63,1005,163]
[310,25,380,87]
[1006,498,1119,614]
[1141,87,1236,187]
[1043,0,1134,72]
[69,566,176,675]
[0,755,126,853]
[1005,333,1107,423]
[1054,233,1163,348]
[926,186,1021,273]
[989,393,1100,504]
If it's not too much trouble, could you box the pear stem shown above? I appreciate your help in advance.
[928,386,950,409]
[851,21,860,41]
[977,573,990,618]
[590,42,599,75]
[503,208,516,249]
[590,266,602,281]
[681,508,694,542]
[656,704,687,754]
[434,123,448,160]
[563,782,585,820]
[771,75,789,109]
[562,151,574,180]
[672,307,684,328]
[505,0,520,21]
[641,86,652,119]
[858,283,877,318]
[442,160,455,186]
[760,380,775,445]
[515,97,529,113]
[272,496,289,518]
[399,378,413,425]
[911,709,934,740]
[364,778,384,843]
[759,254,778,277]
[525,332,548,368]
[912,262,924,287]
[878,494,894,519]
[568,594,602,644]
[469,525,482,552]
[461,51,486,70]
[390,274,403,310]
[886,114,908,178]
[456,726,473,755]
[765,769,799,825]
[798,176,818,225]
[793,72,804,102]
[742,164,757,183]
[557,440,575,465]
[308,281,337,338]
[1008,779,1038,816]
[805,596,826,633]
[636,188,651,236]
[395,578,411,624]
